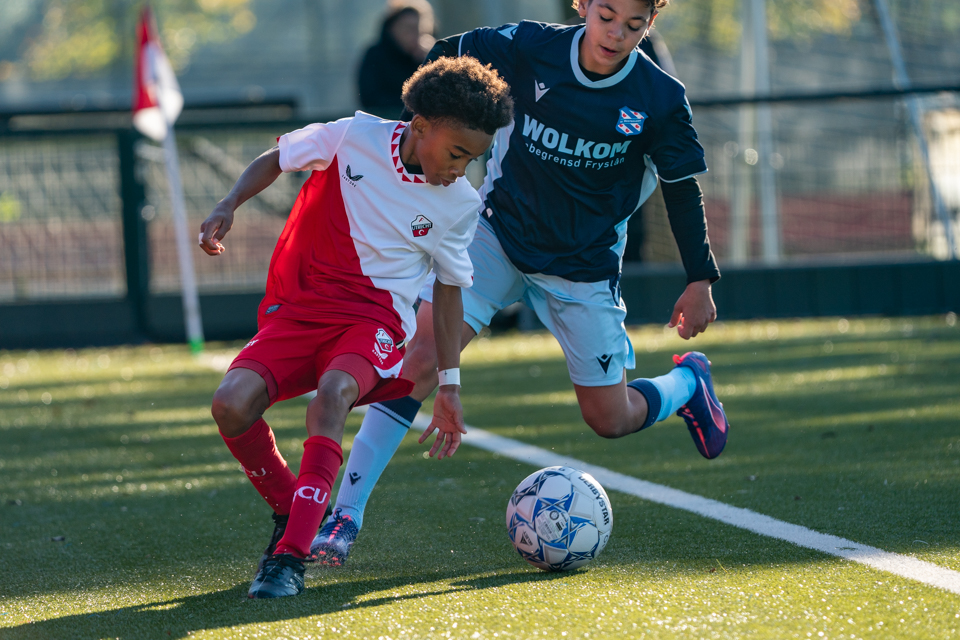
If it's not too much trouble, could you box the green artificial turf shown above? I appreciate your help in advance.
[1,316,959,639]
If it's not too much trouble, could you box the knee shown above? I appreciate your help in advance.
[315,377,356,412]
[211,385,256,438]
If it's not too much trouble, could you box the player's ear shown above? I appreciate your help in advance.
[409,114,429,139]
[577,0,588,19]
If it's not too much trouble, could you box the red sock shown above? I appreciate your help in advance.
[221,418,297,515]
[274,436,343,558]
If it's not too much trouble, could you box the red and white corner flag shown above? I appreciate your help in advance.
[132,6,183,141]
[132,6,204,353]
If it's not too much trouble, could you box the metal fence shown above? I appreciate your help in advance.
[1,88,958,305]
[0,135,124,300]
[638,88,960,267]
[138,130,302,294]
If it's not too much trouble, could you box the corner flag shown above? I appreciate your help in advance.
[133,7,183,142]
[132,6,205,353]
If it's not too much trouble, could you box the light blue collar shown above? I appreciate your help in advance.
[570,27,637,88]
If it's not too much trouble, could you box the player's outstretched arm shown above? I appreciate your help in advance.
[662,177,720,338]
[199,146,282,256]
[419,281,467,459]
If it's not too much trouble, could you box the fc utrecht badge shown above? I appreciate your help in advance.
[411,214,433,237]
[375,328,394,353]
[616,107,647,136]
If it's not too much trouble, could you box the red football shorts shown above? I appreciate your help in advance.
[228,312,414,407]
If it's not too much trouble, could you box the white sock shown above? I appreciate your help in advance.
[333,398,420,529]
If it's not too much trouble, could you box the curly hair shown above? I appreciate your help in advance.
[572,0,668,12]
[401,57,514,135]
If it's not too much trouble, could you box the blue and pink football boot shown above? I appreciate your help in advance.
[672,352,729,459]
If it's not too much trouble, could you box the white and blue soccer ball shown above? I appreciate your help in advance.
[506,466,613,571]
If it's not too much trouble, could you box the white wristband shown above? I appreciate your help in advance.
[437,368,461,386]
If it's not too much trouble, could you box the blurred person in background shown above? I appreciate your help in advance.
[358,0,437,118]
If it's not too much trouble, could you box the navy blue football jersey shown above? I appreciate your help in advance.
[459,21,707,282]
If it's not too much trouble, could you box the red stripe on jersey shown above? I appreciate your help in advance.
[259,156,403,339]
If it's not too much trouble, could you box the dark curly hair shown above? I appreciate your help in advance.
[401,57,514,135]
[572,0,668,12]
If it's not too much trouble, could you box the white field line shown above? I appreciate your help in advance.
[405,412,960,596]
[200,359,960,595]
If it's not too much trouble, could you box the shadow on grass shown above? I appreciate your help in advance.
[3,567,574,639]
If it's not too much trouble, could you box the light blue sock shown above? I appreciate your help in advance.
[647,366,697,422]
[333,397,420,530]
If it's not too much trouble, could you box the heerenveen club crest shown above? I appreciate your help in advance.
[411,214,433,237]
[616,107,647,136]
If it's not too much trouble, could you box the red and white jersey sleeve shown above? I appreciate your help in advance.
[263,112,482,344]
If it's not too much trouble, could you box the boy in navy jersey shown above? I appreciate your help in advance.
[199,58,513,597]
[312,0,729,566]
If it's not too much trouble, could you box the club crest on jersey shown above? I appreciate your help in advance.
[411,214,433,238]
[616,107,647,136]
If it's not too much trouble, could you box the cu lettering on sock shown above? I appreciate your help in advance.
[295,486,328,504]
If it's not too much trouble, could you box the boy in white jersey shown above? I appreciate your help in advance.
[198,57,513,598]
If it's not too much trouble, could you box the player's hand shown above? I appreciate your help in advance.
[198,202,234,256]
[418,386,466,460]
[669,280,717,340]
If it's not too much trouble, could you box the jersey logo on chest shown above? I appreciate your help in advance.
[343,164,364,187]
[534,80,550,102]
[411,215,433,237]
[616,108,647,136]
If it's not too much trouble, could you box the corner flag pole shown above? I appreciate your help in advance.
[132,6,205,353]
[161,126,205,354]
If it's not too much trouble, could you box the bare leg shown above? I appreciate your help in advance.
[211,368,271,437]
[305,370,361,443]
[212,367,295,514]
[574,374,651,439]
[407,303,650,439]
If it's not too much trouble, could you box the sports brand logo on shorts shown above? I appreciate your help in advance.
[596,354,612,374]
[616,107,647,136]
[411,215,433,237]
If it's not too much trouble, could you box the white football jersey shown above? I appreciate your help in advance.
[267,111,481,342]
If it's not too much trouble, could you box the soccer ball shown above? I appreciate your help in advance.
[506,466,613,571]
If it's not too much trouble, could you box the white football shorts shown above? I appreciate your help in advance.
[420,218,635,387]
